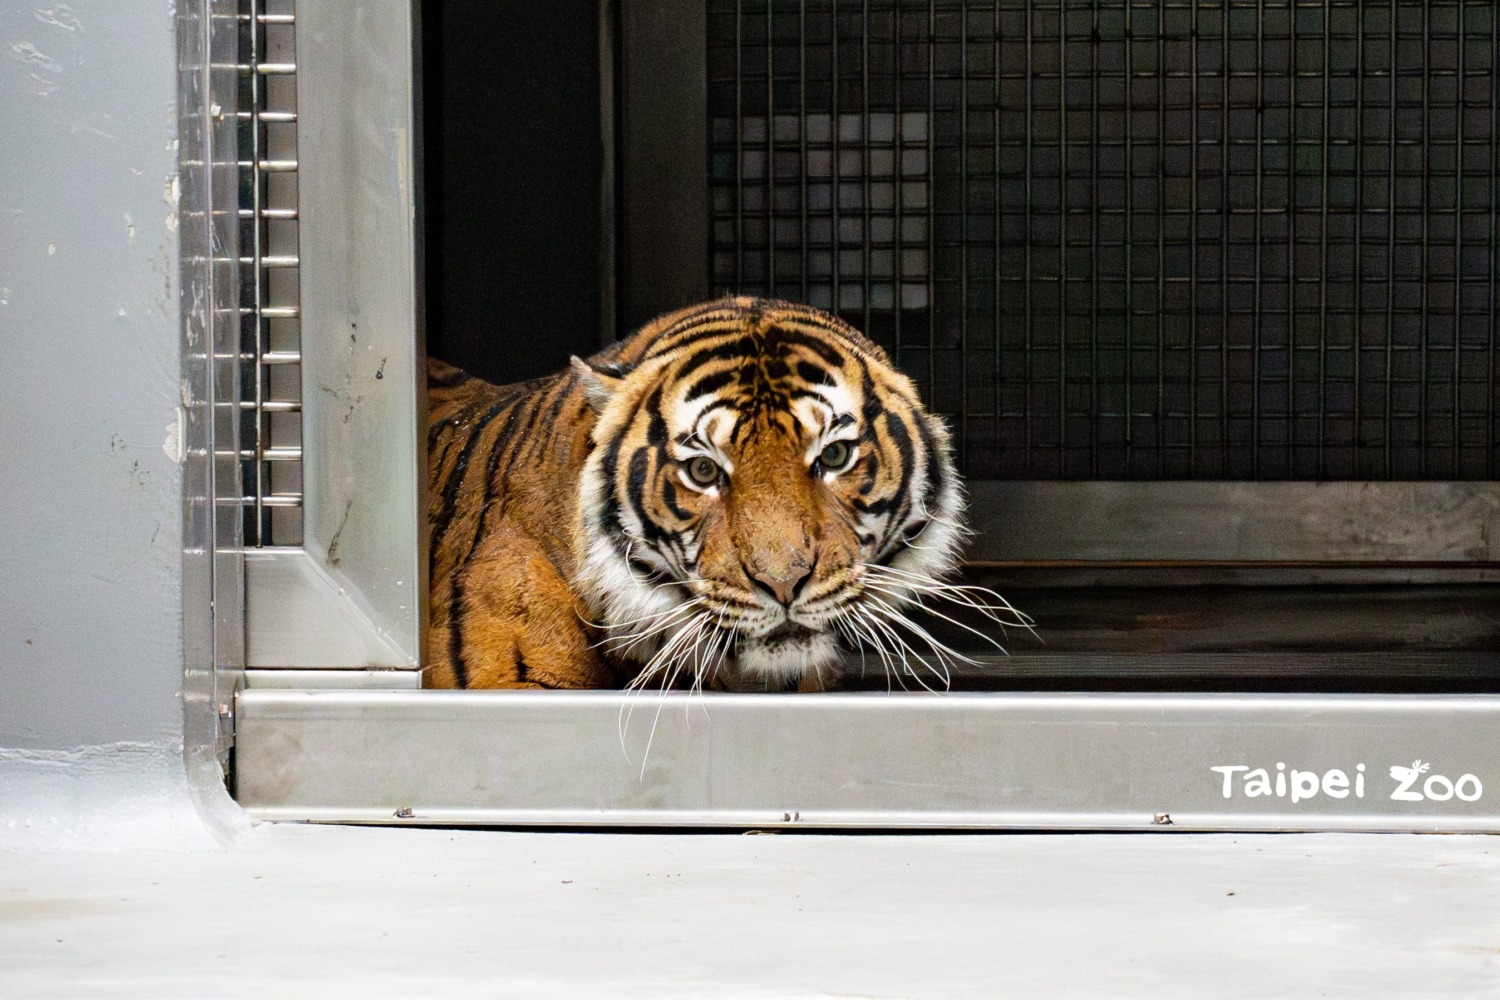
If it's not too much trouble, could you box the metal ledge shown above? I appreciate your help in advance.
[965,482,1500,566]
[236,689,1500,832]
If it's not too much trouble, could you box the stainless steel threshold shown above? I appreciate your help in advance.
[236,689,1500,832]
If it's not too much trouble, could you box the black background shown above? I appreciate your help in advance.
[422,1,604,387]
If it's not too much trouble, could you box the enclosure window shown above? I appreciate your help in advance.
[706,0,1500,481]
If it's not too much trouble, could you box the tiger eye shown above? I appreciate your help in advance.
[819,440,852,471]
[686,455,721,486]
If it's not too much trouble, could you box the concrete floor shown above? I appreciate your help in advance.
[3,824,1499,998]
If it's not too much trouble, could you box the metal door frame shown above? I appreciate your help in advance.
[213,0,1500,833]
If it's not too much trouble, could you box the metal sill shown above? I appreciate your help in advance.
[235,688,1500,832]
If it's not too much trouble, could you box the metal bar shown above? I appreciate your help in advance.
[1220,0,1230,476]
[861,0,872,338]
[956,0,970,465]
[238,206,298,219]
[598,0,618,342]
[236,109,297,122]
[239,493,302,506]
[1089,0,1100,478]
[928,0,938,425]
[991,1,1002,443]
[1317,1,1331,478]
[1452,1,1464,478]
[220,447,303,461]
[1384,0,1396,478]
[1419,0,1430,478]
[1023,0,1033,471]
[1288,0,1299,477]
[1251,0,1264,479]
[248,0,266,542]
[733,0,742,293]
[1123,1,1133,473]
[765,0,775,298]
[1492,0,1498,480]
[829,0,840,314]
[1155,0,1165,478]
[1055,0,1065,471]
[1353,0,1365,475]
[236,689,1500,832]
[798,1,808,305]
[216,350,298,363]
[891,0,905,366]
[1188,0,1200,477]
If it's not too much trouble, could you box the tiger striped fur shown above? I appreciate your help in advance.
[426,296,966,691]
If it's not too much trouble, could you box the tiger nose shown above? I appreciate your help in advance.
[750,565,811,607]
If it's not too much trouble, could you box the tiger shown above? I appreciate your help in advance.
[425,295,979,692]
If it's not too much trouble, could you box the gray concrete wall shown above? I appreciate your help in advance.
[0,3,183,752]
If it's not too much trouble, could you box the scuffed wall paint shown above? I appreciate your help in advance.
[0,2,185,751]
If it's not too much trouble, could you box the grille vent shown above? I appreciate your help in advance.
[237,0,303,544]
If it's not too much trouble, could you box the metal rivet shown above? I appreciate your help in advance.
[394,806,414,819]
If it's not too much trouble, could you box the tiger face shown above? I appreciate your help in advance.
[573,298,963,689]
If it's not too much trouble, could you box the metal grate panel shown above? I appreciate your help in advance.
[707,0,1500,480]
[237,0,303,544]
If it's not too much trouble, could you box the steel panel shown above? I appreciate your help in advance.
[288,0,425,666]
[237,689,1500,831]
[965,481,1500,565]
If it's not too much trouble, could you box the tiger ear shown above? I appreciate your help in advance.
[570,355,629,413]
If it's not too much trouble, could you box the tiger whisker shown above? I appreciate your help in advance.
[860,592,977,680]
[639,621,708,778]
[686,607,733,724]
[600,600,709,658]
[843,607,905,692]
[625,615,703,694]
[619,608,711,757]
[597,595,707,631]
[861,580,1012,656]
[850,604,946,693]
[839,613,899,692]
[860,594,978,688]
[851,604,937,692]
[862,564,1035,632]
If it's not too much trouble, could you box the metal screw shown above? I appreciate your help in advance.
[394,806,414,819]
[1152,812,1173,826]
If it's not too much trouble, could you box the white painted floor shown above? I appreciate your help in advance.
[2,825,1499,999]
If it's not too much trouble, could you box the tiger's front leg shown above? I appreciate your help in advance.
[428,530,613,689]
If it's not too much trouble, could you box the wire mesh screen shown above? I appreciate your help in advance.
[707,0,1500,480]
[237,0,303,544]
